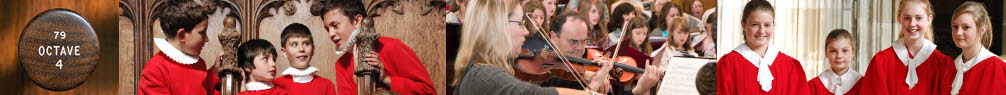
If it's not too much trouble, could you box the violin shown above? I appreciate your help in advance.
[512,49,553,83]
[585,48,639,84]
[581,17,654,85]
[515,48,645,84]
[512,13,647,86]
[510,13,591,88]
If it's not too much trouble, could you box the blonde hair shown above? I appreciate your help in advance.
[453,0,521,86]
[897,0,935,41]
[952,1,993,49]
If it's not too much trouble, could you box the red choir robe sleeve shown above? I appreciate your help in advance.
[808,78,833,95]
[934,58,958,95]
[717,52,738,95]
[139,58,171,95]
[378,37,436,95]
[938,57,1006,95]
[139,53,220,95]
[856,50,899,95]
[776,54,811,95]
[847,80,861,95]
[964,58,1006,95]
[335,59,357,95]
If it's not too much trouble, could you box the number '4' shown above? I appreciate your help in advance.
[56,59,63,69]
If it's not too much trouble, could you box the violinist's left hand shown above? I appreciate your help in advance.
[632,64,664,95]
[587,58,614,94]
[363,51,391,85]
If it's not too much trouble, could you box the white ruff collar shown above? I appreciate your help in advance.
[891,38,936,89]
[733,43,779,92]
[951,48,995,95]
[819,69,862,95]
[282,66,319,83]
[245,81,275,91]
[154,38,200,64]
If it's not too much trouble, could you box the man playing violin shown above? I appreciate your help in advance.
[517,12,665,95]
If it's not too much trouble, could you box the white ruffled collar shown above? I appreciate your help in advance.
[733,43,779,92]
[244,81,275,91]
[819,69,862,95]
[154,38,200,64]
[951,47,996,95]
[282,66,319,83]
[891,38,936,89]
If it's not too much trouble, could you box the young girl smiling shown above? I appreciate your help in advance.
[717,0,808,94]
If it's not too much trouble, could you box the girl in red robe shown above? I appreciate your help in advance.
[851,0,954,94]
[935,2,1006,94]
[717,0,809,94]
[808,29,862,95]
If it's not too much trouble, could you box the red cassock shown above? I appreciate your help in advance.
[335,37,436,95]
[851,39,953,95]
[932,48,1006,95]
[808,69,861,95]
[273,75,336,95]
[237,88,290,95]
[809,78,835,95]
[138,52,220,95]
[717,44,810,95]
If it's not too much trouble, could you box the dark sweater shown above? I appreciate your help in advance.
[455,65,559,95]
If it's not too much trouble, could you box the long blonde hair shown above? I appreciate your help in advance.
[952,1,992,49]
[897,0,935,41]
[452,0,521,86]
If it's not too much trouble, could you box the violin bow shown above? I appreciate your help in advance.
[597,18,631,89]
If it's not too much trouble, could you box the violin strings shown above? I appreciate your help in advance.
[524,13,589,90]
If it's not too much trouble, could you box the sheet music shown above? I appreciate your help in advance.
[655,57,714,95]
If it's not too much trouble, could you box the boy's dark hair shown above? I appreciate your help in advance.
[312,0,367,21]
[550,12,588,37]
[280,23,314,46]
[158,0,210,39]
[237,39,277,70]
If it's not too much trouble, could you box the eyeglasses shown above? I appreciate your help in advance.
[567,39,589,46]
[509,20,523,24]
[509,20,525,26]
